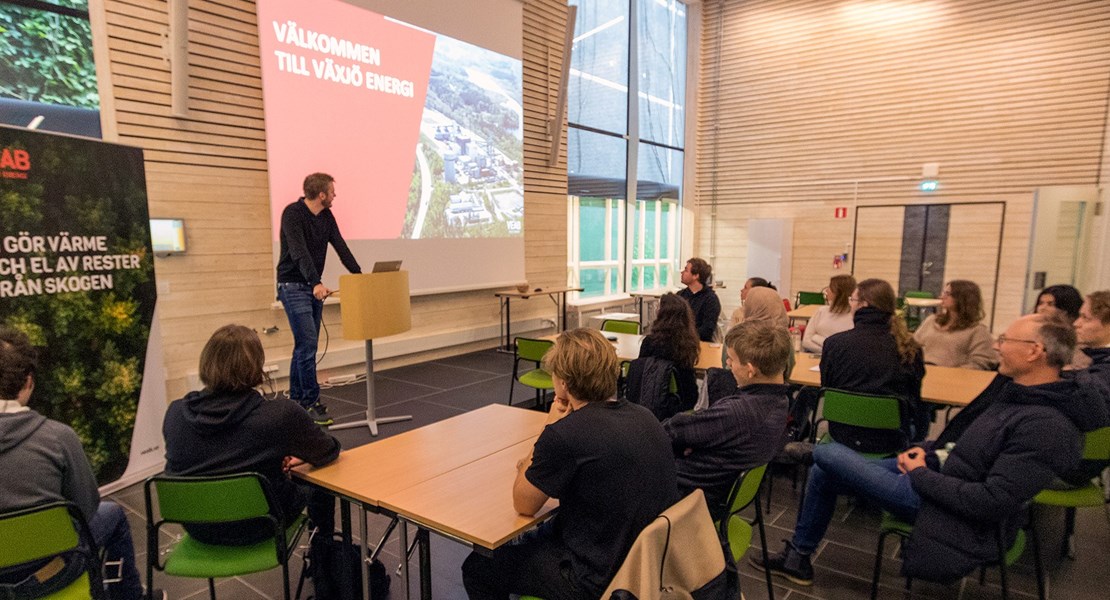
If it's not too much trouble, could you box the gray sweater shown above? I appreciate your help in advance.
[0,405,99,523]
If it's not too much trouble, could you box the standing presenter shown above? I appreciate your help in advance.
[276,172,361,425]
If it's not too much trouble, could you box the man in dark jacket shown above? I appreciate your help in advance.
[1073,290,1110,400]
[662,321,791,520]
[756,315,1094,586]
[163,324,341,545]
[677,257,721,342]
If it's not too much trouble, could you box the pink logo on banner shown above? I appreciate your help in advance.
[258,0,434,240]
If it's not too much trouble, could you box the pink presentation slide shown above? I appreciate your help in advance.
[258,0,434,240]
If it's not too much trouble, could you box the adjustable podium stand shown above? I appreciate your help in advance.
[330,271,413,436]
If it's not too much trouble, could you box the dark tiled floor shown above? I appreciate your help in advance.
[112,349,1109,599]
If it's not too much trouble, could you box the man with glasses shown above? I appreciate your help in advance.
[757,314,1100,586]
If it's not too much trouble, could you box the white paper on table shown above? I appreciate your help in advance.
[809,365,820,372]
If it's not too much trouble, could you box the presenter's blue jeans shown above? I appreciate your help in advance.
[791,442,921,554]
[278,282,323,407]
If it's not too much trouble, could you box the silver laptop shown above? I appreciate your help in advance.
[371,260,402,273]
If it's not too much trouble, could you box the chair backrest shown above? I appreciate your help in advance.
[602,319,640,335]
[822,389,903,431]
[0,501,98,599]
[514,337,554,363]
[721,464,768,522]
[603,490,730,599]
[796,291,825,307]
[146,473,274,524]
[0,502,84,569]
[1082,426,1110,461]
[904,290,934,299]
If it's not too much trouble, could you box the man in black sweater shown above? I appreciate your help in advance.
[757,315,1096,586]
[677,257,721,342]
[276,173,362,425]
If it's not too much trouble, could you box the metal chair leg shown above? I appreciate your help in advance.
[754,495,775,600]
[870,530,889,600]
[1029,523,1047,600]
[208,578,217,600]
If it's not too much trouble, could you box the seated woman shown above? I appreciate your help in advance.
[801,274,856,353]
[1035,284,1083,321]
[728,276,776,328]
[724,286,794,377]
[637,292,700,409]
[162,324,340,545]
[821,278,927,444]
[913,280,995,369]
[1034,284,1088,369]
[462,328,677,600]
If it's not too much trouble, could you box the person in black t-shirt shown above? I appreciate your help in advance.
[461,329,678,600]
[275,173,362,425]
[677,257,721,342]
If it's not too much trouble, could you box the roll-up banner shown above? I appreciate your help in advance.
[0,125,164,489]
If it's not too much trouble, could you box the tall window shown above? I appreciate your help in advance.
[566,0,686,299]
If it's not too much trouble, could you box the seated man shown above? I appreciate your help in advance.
[678,257,722,342]
[662,320,791,519]
[462,328,678,599]
[0,327,155,600]
[757,315,1097,585]
[162,325,340,545]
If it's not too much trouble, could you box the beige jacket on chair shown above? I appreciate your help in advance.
[602,489,727,600]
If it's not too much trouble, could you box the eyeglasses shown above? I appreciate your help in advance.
[848,296,861,303]
[994,335,1040,346]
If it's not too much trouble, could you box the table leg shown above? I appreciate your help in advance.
[338,501,360,600]
[501,297,513,352]
[418,529,432,600]
[560,291,568,331]
[359,508,370,600]
[400,520,411,600]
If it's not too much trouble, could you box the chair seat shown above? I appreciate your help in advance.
[1034,483,1104,507]
[879,512,915,537]
[40,573,93,600]
[163,515,306,578]
[518,369,553,390]
[880,512,1025,567]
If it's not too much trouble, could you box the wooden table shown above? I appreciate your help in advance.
[787,303,823,321]
[379,438,558,551]
[293,404,549,599]
[494,286,583,352]
[788,352,996,407]
[543,332,723,371]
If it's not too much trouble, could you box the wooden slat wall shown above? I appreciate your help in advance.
[695,0,1110,330]
[98,0,569,399]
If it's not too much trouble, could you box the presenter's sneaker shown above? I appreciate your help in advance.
[751,541,813,586]
[305,401,334,426]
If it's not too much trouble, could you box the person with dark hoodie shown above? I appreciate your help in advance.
[0,327,155,600]
[756,314,1096,586]
[162,324,340,545]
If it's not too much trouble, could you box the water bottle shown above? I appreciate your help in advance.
[789,326,802,352]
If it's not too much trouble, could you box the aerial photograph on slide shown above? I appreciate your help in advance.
[401,35,524,240]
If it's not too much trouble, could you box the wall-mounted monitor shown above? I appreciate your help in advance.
[150,218,186,255]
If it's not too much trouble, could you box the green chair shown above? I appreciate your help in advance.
[902,291,934,331]
[144,473,307,600]
[717,464,775,600]
[0,502,102,600]
[870,512,1044,600]
[795,291,826,307]
[509,337,555,408]
[903,290,934,299]
[814,388,908,458]
[1033,426,1110,558]
[601,319,640,335]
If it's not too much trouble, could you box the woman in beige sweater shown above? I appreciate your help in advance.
[912,280,995,369]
